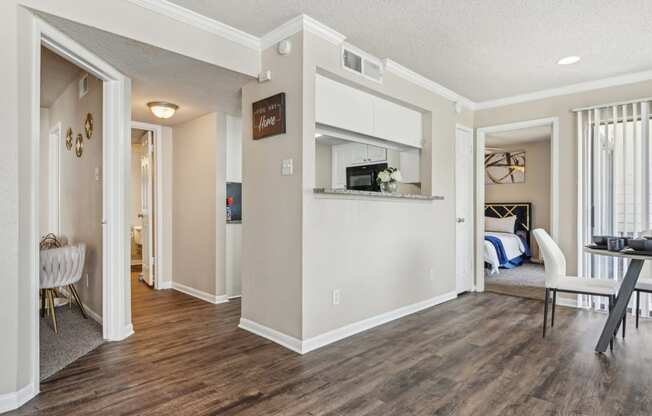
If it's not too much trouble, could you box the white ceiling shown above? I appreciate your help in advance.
[38,12,254,126]
[486,125,551,147]
[41,47,82,108]
[168,0,652,102]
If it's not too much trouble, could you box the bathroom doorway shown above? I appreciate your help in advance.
[131,126,157,288]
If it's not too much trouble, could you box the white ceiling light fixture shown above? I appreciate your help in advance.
[147,101,179,119]
[557,56,581,65]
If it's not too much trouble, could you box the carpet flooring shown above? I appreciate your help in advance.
[485,262,546,300]
[40,305,104,381]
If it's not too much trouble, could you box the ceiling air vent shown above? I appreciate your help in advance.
[341,46,383,83]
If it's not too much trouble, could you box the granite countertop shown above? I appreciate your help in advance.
[313,188,444,200]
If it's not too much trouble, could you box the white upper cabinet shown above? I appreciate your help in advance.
[372,97,423,148]
[315,75,374,136]
[315,74,423,148]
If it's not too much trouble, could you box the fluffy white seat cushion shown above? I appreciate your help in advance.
[40,244,86,289]
[547,275,620,295]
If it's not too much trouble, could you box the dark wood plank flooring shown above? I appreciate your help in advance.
[11,276,652,415]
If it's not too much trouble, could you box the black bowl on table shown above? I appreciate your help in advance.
[627,238,652,252]
[592,235,612,247]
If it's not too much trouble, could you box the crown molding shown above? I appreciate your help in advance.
[383,59,475,110]
[260,14,346,50]
[474,69,652,110]
[126,0,260,51]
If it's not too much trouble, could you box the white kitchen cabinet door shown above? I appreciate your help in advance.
[372,97,423,148]
[316,75,374,136]
[399,149,420,183]
[366,145,387,162]
[346,142,368,165]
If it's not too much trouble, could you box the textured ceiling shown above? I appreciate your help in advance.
[41,47,82,108]
[39,13,254,126]
[486,126,551,147]
[169,0,652,102]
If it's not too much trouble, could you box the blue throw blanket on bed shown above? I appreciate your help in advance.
[485,235,531,269]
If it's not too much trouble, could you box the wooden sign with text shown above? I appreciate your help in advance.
[252,93,286,140]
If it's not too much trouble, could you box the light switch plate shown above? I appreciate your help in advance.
[281,158,293,176]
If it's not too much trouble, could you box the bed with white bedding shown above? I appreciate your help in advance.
[484,203,532,274]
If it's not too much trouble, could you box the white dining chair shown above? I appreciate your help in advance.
[40,244,88,333]
[533,229,622,349]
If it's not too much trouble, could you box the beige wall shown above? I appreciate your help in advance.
[241,32,304,338]
[4,0,261,398]
[301,32,467,339]
[172,112,227,297]
[475,79,652,275]
[39,108,49,235]
[47,72,104,316]
[485,139,550,259]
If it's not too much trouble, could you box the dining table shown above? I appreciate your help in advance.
[584,247,652,353]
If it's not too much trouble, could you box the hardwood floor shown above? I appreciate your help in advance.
[11,278,652,415]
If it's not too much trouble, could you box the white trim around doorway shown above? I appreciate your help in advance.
[24,14,133,407]
[131,121,170,290]
[474,117,560,292]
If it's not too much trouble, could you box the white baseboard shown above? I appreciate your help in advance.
[228,294,242,299]
[301,291,458,353]
[158,280,172,289]
[239,291,458,355]
[238,318,303,353]
[0,382,36,413]
[57,287,103,324]
[171,282,229,304]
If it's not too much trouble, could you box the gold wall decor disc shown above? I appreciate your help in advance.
[65,128,74,150]
[75,134,83,158]
[84,113,93,139]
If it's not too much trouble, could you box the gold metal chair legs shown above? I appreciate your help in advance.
[41,285,88,335]
[43,288,58,334]
[68,284,88,319]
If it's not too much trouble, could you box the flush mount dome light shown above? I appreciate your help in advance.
[557,56,581,65]
[147,101,179,119]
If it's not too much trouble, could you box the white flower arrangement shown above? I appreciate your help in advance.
[377,167,402,184]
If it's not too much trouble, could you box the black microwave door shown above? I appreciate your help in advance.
[346,163,385,191]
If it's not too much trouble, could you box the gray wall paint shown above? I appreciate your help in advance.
[241,32,304,339]
[172,112,226,297]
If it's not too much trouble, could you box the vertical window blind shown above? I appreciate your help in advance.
[577,100,652,314]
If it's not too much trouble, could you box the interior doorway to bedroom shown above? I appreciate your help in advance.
[478,119,558,300]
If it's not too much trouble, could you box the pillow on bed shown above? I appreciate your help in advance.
[485,216,517,234]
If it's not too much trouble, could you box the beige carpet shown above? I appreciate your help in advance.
[485,262,546,301]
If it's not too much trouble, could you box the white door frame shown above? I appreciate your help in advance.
[28,15,132,398]
[455,124,475,292]
[131,121,168,290]
[474,117,560,291]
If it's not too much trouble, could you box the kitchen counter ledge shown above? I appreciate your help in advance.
[313,188,443,201]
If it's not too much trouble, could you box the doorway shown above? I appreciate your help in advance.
[475,118,560,296]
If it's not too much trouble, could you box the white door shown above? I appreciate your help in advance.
[365,145,387,163]
[455,127,474,293]
[140,131,155,287]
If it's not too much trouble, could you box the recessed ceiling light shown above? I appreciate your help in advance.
[147,101,179,119]
[557,56,581,65]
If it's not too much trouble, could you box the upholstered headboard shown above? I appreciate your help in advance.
[484,202,532,247]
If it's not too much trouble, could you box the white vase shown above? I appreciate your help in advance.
[380,181,398,193]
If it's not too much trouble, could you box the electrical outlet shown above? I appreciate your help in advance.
[332,289,341,305]
[85,272,89,287]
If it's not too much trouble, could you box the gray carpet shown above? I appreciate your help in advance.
[40,306,104,381]
[485,262,545,287]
